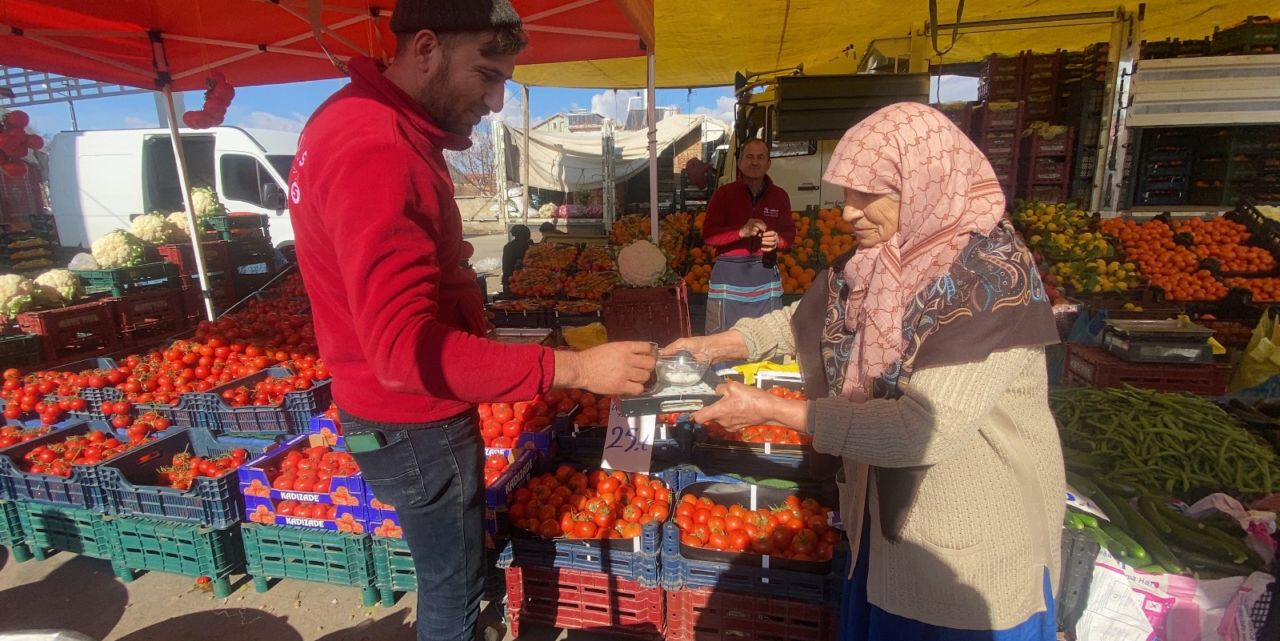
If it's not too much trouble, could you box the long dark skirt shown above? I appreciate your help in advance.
[706,255,783,335]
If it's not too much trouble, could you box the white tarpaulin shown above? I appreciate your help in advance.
[508,114,722,192]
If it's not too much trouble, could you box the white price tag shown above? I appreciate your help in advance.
[601,399,656,474]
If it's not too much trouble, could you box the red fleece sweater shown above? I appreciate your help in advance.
[289,57,555,424]
[701,177,795,258]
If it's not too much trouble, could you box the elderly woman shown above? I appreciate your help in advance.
[669,103,1064,640]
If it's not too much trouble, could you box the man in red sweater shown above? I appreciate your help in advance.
[288,2,655,640]
[700,139,795,334]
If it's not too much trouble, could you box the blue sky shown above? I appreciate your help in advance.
[18,76,978,137]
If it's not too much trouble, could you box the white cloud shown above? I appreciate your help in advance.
[238,111,308,132]
[694,95,736,127]
[123,115,158,128]
[591,90,643,121]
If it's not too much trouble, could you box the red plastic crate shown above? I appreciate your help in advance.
[180,275,236,322]
[602,281,692,346]
[1063,344,1232,395]
[16,300,119,362]
[665,588,837,641]
[111,287,186,344]
[505,565,664,640]
[157,241,232,277]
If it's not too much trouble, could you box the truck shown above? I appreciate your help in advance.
[715,72,932,209]
[48,126,298,249]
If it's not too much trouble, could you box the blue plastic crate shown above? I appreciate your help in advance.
[187,367,333,435]
[0,420,118,510]
[690,437,841,483]
[133,394,209,431]
[44,358,121,421]
[497,519,662,588]
[98,427,285,528]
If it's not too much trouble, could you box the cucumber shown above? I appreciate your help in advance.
[1168,545,1253,578]
[1067,508,1099,530]
[1101,522,1148,561]
[1097,477,1141,499]
[1110,495,1183,574]
[1138,497,1172,535]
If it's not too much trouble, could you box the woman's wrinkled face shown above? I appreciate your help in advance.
[842,188,900,249]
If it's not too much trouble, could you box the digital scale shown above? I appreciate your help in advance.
[617,367,723,417]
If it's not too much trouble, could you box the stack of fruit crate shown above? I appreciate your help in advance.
[974,102,1025,199]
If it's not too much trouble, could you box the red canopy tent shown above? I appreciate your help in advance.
[0,0,653,89]
[0,0,657,318]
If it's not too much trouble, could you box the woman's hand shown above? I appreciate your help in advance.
[662,331,749,364]
[692,380,808,431]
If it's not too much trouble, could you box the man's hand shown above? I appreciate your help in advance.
[760,230,779,252]
[692,380,805,430]
[739,218,766,239]
[662,331,748,364]
[553,342,656,396]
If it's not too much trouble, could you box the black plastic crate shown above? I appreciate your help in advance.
[73,262,178,297]
[0,334,42,369]
[498,520,662,588]
[99,427,284,528]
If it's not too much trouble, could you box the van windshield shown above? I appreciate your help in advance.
[266,154,295,178]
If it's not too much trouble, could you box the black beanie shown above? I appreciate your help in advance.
[390,0,523,35]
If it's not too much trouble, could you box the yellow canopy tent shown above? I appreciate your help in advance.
[514,1,1276,88]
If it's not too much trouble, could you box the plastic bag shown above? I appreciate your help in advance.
[1068,308,1109,345]
[1230,309,1280,392]
[66,253,99,271]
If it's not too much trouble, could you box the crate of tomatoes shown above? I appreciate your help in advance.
[98,427,278,528]
[479,396,556,458]
[4,358,124,423]
[241,435,368,532]
[0,420,143,510]
[691,386,841,482]
[663,481,847,605]
[192,365,333,435]
[554,411,694,468]
[499,463,671,587]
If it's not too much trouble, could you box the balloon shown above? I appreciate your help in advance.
[3,162,29,178]
[4,110,30,130]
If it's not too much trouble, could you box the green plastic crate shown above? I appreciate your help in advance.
[0,334,42,369]
[17,500,114,561]
[0,499,33,562]
[208,215,271,244]
[111,516,245,598]
[372,537,505,607]
[72,262,178,297]
[241,523,376,607]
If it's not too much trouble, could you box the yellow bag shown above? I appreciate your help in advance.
[1230,308,1280,392]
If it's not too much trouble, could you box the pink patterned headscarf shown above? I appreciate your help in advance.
[822,103,1007,400]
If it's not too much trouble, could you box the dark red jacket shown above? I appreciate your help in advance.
[289,57,555,423]
[701,176,795,258]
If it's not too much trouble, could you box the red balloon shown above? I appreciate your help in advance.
[25,135,44,151]
[4,110,30,130]
[3,162,28,178]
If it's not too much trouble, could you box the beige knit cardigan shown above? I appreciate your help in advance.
[732,306,1065,631]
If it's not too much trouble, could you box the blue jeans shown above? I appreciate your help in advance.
[346,412,485,641]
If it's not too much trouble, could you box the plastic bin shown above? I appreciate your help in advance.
[99,427,284,528]
[0,420,118,510]
[0,498,33,562]
[661,482,847,605]
[0,334,42,369]
[1063,344,1233,395]
[1058,527,1100,633]
[371,537,507,607]
[156,241,232,277]
[110,287,186,345]
[17,500,115,561]
[602,281,692,346]
[667,587,838,641]
[1211,17,1280,55]
[505,565,665,641]
[497,519,662,588]
[73,262,178,297]
[189,367,333,435]
[208,214,271,243]
[554,421,693,467]
[16,300,119,363]
[240,522,377,607]
[690,437,841,484]
[110,515,246,598]
[238,434,366,509]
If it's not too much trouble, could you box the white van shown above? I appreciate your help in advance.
[48,126,298,249]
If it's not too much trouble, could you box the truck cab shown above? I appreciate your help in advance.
[49,126,298,249]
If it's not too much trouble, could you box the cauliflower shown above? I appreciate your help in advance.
[616,240,674,287]
[0,274,34,316]
[91,230,149,269]
[130,212,182,244]
[167,212,193,241]
[191,187,226,222]
[33,269,85,305]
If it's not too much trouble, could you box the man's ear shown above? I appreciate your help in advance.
[408,29,443,72]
